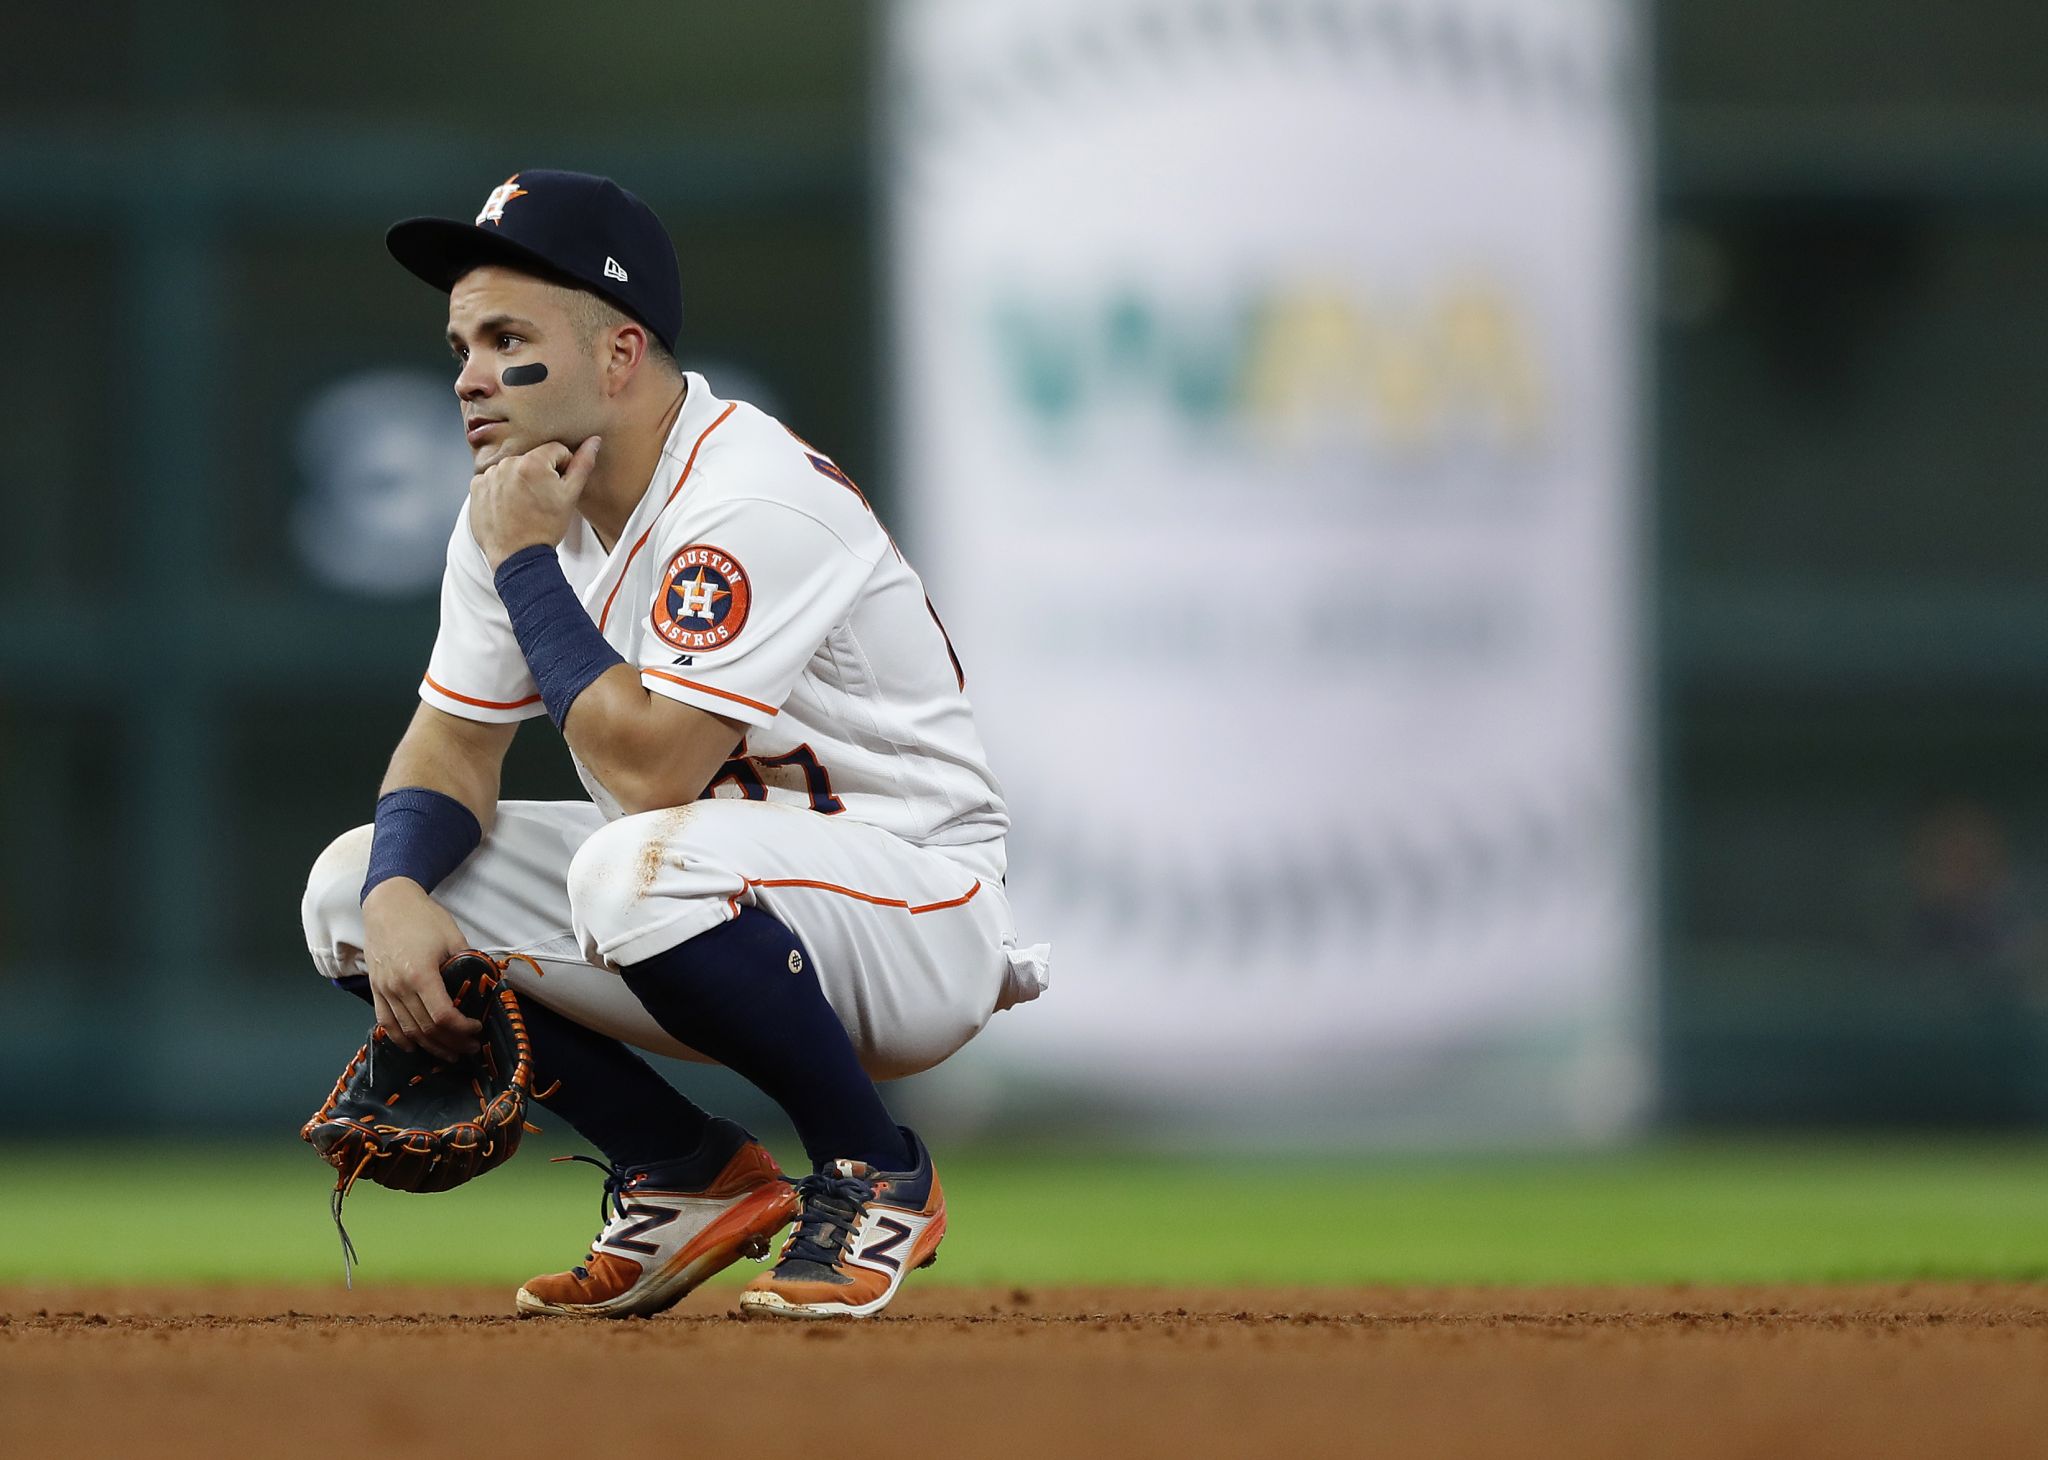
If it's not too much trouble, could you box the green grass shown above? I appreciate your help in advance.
[5,1137,2048,1287]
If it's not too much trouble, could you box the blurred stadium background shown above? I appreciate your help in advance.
[6,0,2048,1257]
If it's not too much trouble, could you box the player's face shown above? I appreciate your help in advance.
[447,266,603,471]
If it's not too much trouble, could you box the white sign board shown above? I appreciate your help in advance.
[889,0,1648,1141]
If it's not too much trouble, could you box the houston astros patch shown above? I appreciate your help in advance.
[653,544,752,651]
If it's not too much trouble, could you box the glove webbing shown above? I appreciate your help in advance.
[307,955,544,1287]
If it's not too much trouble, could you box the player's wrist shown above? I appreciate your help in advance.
[361,875,428,908]
[484,538,557,573]
[493,547,626,730]
[361,787,483,904]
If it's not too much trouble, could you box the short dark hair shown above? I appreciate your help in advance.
[560,279,679,372]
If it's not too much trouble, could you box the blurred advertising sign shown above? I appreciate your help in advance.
[292,370,474,598]
[890,0,1648,1141]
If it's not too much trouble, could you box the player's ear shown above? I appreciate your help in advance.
[604,322,648,396]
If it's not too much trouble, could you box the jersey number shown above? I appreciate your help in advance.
[708,743,845,815]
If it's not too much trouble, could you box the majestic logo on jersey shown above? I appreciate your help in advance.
[475,175,528,226]
[653,544,752,652]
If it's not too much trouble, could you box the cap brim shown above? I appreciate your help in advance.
[386,217,569,293]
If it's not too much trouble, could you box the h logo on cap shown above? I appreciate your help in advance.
[476,176,529,227]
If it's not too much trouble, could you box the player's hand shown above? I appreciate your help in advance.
[469,436,602,570]
[360,879,484,1061]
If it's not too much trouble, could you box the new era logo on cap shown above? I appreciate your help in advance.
[604,256,629,282]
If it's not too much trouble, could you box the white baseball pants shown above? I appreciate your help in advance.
[302,798,1047,1080]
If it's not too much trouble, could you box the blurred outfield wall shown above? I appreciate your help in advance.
[8,2,2048,1137]
[887,0,1652,1144]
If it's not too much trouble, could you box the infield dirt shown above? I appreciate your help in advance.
[6,1282,2048,1458]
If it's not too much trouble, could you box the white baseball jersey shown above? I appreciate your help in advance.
[420,373,1010,879]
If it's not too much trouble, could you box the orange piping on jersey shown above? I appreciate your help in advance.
[739,875,983,915]
[599,403,738,632]
[641,668,779,717]
[422,673,542,710]
[907,883,984,914]
[746,877,904,909]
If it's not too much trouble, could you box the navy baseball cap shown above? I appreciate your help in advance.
[386,170,682,353]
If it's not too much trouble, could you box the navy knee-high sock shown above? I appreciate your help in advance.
[619,908,912,1173]
[333,973,727,1176]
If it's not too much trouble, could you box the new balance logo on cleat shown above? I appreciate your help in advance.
[600,1201,684,1257]
[851,1215,915,1272]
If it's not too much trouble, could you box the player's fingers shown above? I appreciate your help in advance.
[366,963,412,1045]
[560,435,602,496]
[417,974,484,1056]
[384,1003,422,1051]
[427,1008,483,1057]
[371,989,411,1049]
[527,440,572,472]
[403,995,440,1056]
[427,1024,482,1061]
[401,992,458,1061]
[393,980,448,1057]
[414,1019,462,1063]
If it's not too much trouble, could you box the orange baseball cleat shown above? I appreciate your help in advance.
[517,1131,799,1319]
[738,1127,945,1320]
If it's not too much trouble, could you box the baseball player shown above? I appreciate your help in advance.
[299,170,1049,1320]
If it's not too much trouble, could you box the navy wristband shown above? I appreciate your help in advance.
[493,544,626,730]
[361,787,483,902]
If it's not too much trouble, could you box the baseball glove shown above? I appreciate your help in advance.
[301,950,539,1282]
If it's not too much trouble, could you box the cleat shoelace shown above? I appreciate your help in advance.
[551,1153,641,1280]
[780,1171,877,1268]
